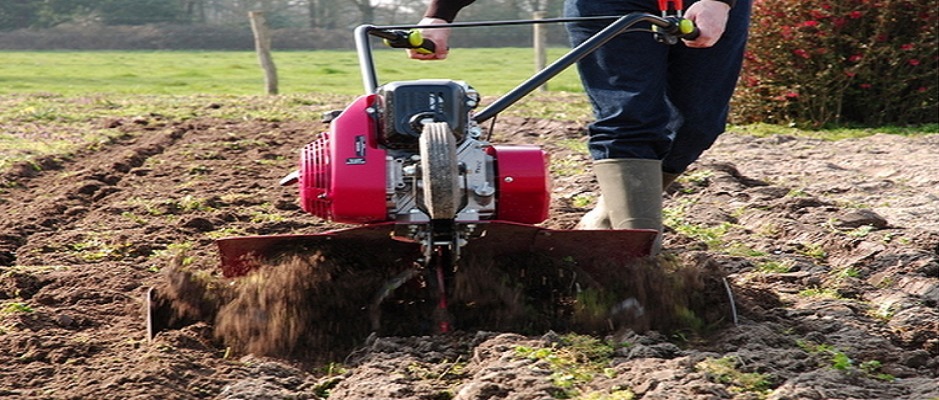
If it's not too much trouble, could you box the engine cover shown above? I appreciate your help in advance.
[487,145,550,224]
[297,82,550,227]
[299,95,387,224]
[377,80,477,150]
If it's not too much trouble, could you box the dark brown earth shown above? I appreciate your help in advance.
[0,100,937,399]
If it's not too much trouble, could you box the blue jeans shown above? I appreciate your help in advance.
[564,0,752,174]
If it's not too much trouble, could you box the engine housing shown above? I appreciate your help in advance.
[377,80,478,150]
[298,80,549,226]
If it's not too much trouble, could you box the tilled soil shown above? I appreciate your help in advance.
[0,102,937,400]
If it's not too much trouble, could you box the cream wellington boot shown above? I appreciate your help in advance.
[592,158,664,254]
[575,196,612,230]
[577,168,677,230]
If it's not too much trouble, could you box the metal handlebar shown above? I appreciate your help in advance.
[354,13,698,123]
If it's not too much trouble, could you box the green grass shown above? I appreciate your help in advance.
[734,122,938,139]
[0,49,932,176]
[0,49,584,97]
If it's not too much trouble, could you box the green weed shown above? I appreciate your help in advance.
[868,301,897,322]
[404,357,466,381]
[756,222,781,237]
[796,242,827,261]
[679,169,713,186]
[178,195,215,213]
[858,360,896,381]
[664,199,754,253]
[723,243,767,257]
[797,287,842,299]
[696,356,772,396]
[786,188,810,198]
[571,194,594,209]
[755,260,793,273]
[845,225,875,238]
[797,341,896,381]
[833,267,861,280]
[514,334,617,396]
[1,302,34,314]
[149,242,196,269]
[69,238,131,262]
[556,139,589,154]
[187,165,211,175]
[250,211,287,224]
[575,390,636,400]
[206,227,249,240]
[552,156,589,177]
[121,211,148,225]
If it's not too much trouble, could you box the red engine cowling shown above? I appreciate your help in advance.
[299,95,389,224]
[487,145,550,224]
[298,93,551,226]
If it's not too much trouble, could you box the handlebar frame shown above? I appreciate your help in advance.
[354,13,695,124]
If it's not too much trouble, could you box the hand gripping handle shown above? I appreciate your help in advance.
[374,29,437,54]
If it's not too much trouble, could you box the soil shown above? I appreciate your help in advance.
[0,101,937,400]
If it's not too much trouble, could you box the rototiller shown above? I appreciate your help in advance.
[147,10,700,338]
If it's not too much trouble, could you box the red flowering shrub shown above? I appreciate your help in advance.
[733,0,938,126]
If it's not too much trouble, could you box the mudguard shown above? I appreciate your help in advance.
[216,222,657,278]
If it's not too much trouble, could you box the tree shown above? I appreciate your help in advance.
[0,0,38,30]
[0,0,99,31]
[96,0,185,25]
[518,0,563,15]
[307,0,346,29]
[347,0,376,24]
[181,0,207,23]
[374,0,426,25]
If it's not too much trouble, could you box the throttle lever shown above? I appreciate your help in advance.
[654,17,699,44]
[373,29,437,55]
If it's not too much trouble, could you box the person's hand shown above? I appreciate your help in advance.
[409,17,451,60]
[682,0,730,48]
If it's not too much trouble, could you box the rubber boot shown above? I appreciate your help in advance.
[593,158,663,253]
[576,168,673,230]
[575,197,611,230]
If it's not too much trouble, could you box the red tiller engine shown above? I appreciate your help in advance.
[292,79,550,251]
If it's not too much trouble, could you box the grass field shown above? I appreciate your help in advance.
[1,49,935,174]
[0,49,584,96]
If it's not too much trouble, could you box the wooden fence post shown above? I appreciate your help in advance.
[249,11,278,95]
[533,11,548,92]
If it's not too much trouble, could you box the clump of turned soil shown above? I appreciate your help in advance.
[156,244,735,362]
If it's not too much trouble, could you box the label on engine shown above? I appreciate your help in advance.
[355,135,367,157]
[346,135,367,165]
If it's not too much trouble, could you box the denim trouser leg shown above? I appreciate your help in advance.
[662,1,752,173]
[564,0,752,173]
